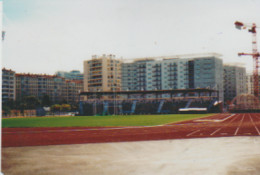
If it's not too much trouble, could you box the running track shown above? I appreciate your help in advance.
[2,113,260,147]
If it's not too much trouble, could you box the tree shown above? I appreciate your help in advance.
[71,104,78,111]
[24,96,40,109]
[51,104,61,112]
[41,94,52,106]
[2,105,11,116]
[61,104,71,112]
[2,99,15,109]
[59,99,68,105]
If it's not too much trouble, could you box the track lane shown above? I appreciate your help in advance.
[249,113,260,135]
[3,113,260,147]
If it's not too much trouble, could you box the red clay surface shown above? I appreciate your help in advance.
[2,113,260,147]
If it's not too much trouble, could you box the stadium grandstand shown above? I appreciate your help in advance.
[79,88,222,116]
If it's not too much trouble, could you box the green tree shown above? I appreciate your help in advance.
[24,96,40,109]
[71,104,78,111]
[2,99,15,109]
[2,105,11,116]
[51,104,61,112]
[41,94,52,106]
[61,104,71,112]
[59,99,67,105]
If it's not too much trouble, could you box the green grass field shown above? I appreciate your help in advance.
[2,114,213,128]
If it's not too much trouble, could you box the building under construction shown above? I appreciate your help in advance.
[230,21,260,112]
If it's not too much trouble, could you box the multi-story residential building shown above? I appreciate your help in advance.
[65,80,83,103]
[246,74,260,98]
[246,74,253,95]
[122,53,224,100]
[56,70,83,80]
[15,73,83,104]
[2,68,16,102]
[224,64,247,102]
[83,54,122,92]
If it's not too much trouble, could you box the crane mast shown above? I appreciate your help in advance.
[235,21,260,98]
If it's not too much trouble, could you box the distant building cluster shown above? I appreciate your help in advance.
[2,52,251,105]
[55,70,83,80]
[83,53,248,102]
[2,68,83,104]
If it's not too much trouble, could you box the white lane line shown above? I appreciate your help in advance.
[3,126,150,134]
[210,128,221,136]
[234,114,245,136]
[249,114,260,135]
[210,114,240,136]
[234,128,240,136]
[254,126,260,135]
[186,130,200,136]
[195,114,235,123]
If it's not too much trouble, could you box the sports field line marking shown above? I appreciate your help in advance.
[160,114,219,126]
[234,114,245,136]
[249,114,260,135]
[186,129,200,137]
[195,114,235,123]
[2,126,146,134]
[3,125,166,134]
[210,114,240,136]
[210,128,221,136]
[234,128,240,136]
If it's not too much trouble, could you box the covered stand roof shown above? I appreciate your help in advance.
[80,88,218,96]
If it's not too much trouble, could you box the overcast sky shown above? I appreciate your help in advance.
[2,0,260,74]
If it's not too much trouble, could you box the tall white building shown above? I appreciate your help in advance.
[122,53,223,100]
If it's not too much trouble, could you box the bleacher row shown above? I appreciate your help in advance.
[79,99,220,116]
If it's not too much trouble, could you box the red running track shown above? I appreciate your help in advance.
[2,113,260,147]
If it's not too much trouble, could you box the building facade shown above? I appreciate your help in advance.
[83,54,122,92]
[65,80,83,103]
[224,64,247,102]
[246,74,260,98]
[2,68,16,102]
[122,53,224,100]
[15,73,83,104]
[56,70,83,80]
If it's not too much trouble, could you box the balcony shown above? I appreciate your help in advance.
[168,78,178,81]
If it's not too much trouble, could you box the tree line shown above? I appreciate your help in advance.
[2,94,78,115]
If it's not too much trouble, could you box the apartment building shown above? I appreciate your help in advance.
[224,64,247,102]
[246,74,260,98]
[2,68,16,102]
[15,73,83,104]
[122,53,223,100]
[83,54,122,92]
[65,80,83,103]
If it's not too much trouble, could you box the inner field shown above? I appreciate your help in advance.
[2,114,212,128]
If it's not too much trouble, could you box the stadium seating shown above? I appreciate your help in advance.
[80,98,220,116]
